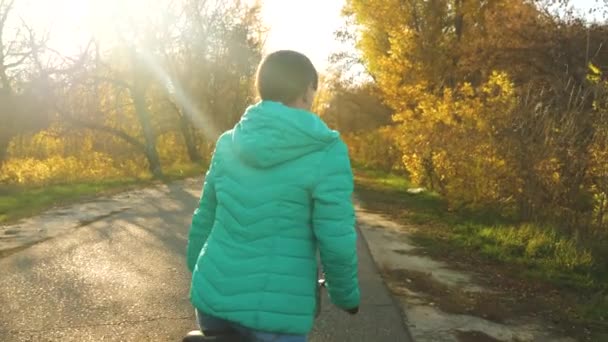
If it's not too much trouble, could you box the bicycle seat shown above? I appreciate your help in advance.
[183,330,247,342]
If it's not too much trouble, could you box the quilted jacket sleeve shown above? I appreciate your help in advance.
[186,152,218,273]
[312,139,360,310]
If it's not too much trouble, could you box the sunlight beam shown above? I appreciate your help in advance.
[135,48,220,142]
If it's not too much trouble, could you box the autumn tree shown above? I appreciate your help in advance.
[50,0,264,178]
[317,76,391,133]
[145,0,263,164]
[0,0,50,166]
[314,74,399,171]
[343,0,608,228]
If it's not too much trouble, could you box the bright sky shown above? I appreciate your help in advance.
[257,0,346,71]
[7,0,605,72]
[257,0,604,71]
[9,0,347,71]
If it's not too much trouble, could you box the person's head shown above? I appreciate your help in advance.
[255,50,318,111]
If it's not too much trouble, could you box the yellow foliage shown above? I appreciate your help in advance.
[0,154,132,186]
[157,131,190,166]
[343,126,401,172]
[589,114,608,228]
[391,72,518,209]
[1,126,172,186]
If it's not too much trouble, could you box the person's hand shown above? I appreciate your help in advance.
[344,306,359,315]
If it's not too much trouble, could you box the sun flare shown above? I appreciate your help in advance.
[13,0,167,55]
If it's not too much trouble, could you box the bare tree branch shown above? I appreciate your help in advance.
[55,104,145,151]
[2,25,20,55]
[70,117,146,150]
[4,52,29,68]
[0,0,15,29]
[0,0,15,67]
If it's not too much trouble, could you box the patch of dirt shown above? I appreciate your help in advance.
[456,331,503,342]
[389,231,606,341]
[407,231,600,339]
[382,268,518,323]
[392,248,420,256]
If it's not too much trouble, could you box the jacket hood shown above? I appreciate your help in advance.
[232,101,339,168]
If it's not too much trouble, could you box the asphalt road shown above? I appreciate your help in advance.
[0,179,411,341]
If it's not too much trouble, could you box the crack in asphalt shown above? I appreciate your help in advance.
[0,208,129,259]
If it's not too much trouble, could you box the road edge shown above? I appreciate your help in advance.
[356,208,416,341]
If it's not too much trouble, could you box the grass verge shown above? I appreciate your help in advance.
[0,162,206,225]
[354,168,608,339]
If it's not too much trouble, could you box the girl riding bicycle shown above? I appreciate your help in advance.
[186,50,360,342]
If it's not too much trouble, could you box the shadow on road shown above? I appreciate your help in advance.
[0,178,204,340]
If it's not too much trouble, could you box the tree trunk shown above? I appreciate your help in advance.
[598,192,606,229]
[167,98,202,164]
[0,133,10,168]
[179,111,202,163]
[0,91,14,168]
[131,85,163,178]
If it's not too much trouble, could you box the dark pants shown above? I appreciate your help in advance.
[196,309,307,342]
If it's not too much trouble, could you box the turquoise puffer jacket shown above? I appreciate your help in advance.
[186,101,360,335]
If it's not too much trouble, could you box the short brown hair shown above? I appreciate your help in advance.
[256,50,318,105]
